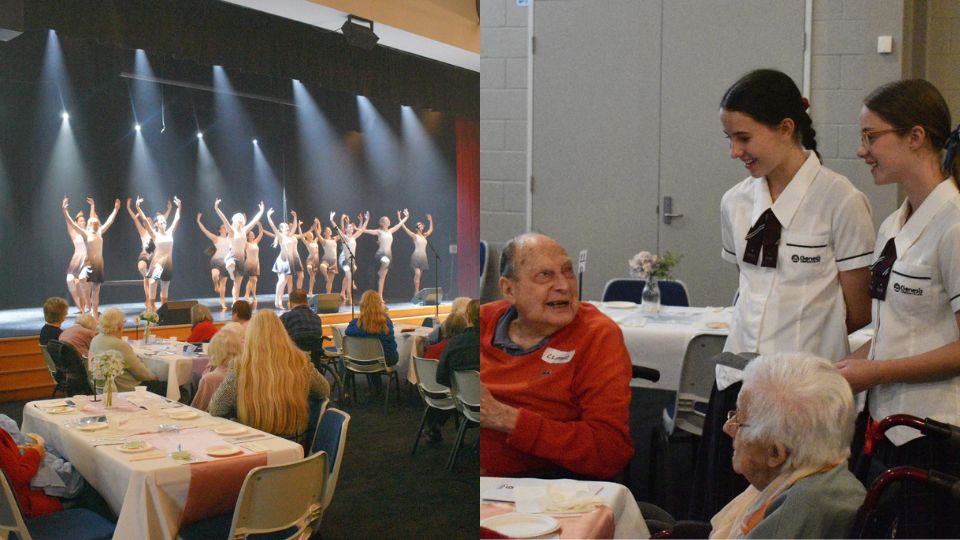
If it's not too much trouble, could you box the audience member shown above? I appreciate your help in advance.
[57,314,97,359]
[191,323,244,411]
[423,313,469,360]
[0,427,60,518]
[231,300,252,326]
[480,233,633,480]
[39,297,68,346]
[436,299,479,387]
[208,310,330,440]
[279,289,323,340]
[185,304,218,343]
[88,308,163,393]
[710,353,865,539]
[345,290,398,365]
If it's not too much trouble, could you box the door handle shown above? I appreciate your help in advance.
[662,196,684,224]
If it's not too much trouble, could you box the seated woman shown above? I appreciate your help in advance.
[186,304,218,343]
[423,313,469,360]
[88,308,164,393]
[58,313,97,360]
[345,290,399,366]
[710,353,865,539]
[0,427,60,518]
[191,323,244,412]
[208,310,329,440]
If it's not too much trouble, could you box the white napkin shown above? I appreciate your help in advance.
[516,482,603,514]
[715,364,744,391]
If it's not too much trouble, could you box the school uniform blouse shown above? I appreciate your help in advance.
[721,152,875,360]
[868,178,960,446]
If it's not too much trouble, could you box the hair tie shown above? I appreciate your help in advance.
[944,123,960,173]
[801,96,810,111]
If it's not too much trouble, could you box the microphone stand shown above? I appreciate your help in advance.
[425,237,442,323]
[332,223,358,320]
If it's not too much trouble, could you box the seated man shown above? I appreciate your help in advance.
[710,353,865,539]
[480,233,633,480]
[279,289,323,341]
[39,297,68,346]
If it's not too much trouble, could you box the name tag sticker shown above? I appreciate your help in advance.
[542,348,575,364]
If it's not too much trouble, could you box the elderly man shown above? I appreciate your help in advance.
[710,353,865,539]
[279,289,323,340]
[480,233,633,480]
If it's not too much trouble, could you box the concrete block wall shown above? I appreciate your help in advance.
[926,0,960,118]
[480,0,529,246]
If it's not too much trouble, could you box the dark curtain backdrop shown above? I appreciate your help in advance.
[456,118,480,297]
[0,28,465,310]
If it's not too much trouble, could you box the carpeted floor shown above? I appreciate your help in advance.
[0,377,479,539]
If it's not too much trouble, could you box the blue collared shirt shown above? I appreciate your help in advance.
[492,305,550,356]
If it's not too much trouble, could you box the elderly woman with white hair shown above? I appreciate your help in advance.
[191,322,244,411]
[710,353,865,539]
[88,308,163,393]
[57,313,98,359]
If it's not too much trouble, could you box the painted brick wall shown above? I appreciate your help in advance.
[927,0,960,118]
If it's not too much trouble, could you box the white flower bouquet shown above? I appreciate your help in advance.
[139,311,159,324]
[628,251,681,281]
[90,350,125,406]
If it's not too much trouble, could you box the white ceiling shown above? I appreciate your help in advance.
[222,0,479,72]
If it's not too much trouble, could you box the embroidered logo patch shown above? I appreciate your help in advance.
[893,283,923,296]
[541,347,575,364]
[791,254,821,264]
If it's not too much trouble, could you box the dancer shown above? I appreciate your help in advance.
[362,208,409,298]
[126,197,170,311]
[62,197,120,317]
[316,218,340,294]
[243,224,264,309]
[303,225,321,296]
[331,211,369,306]
[213,199,264,305]
[136,197,182,311]
[197,213,231,310]
[400,213,434,295]
[266,209,306,310]
[64,200,91,314]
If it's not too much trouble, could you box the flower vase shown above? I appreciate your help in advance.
[105,377,115,408]
[144,323,151,344]
[92,380,102,402]
[641,276,661,315]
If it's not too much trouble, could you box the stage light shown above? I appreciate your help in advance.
[134,123,142,132]
[61,111,69,121]
[341,15,379,50]
[252,139,258,145]
[196,132,203,139]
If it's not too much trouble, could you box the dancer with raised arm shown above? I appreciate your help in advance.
[126,197,170,311]
[64,198,91,314]
[332,210,369,306]
[244,224,264,309]
[136,197,182,311]
[197,213,231,310]
[214,199,264,306]
[400,213,434,296]
[362,208,409,298]
[62,197,120,317]
[316,218,340,294]
[266,209,306,310]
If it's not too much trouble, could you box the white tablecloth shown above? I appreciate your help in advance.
[131,340,209,401]
[22,392,303,540]
[333,323,433,384]
[480,476,650,539]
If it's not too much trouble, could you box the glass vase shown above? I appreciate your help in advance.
[105,377,115,408]
[144,323,151,344]
[641,276,661,315]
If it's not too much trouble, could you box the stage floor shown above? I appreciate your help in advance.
[0,295,450,339]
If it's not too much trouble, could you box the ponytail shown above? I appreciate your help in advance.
[945,123,960,183]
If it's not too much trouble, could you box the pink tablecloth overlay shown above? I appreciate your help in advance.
[481,502,615,539]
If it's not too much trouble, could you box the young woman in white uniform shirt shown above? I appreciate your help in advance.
[836,82,960,535]
[720,69,875,361]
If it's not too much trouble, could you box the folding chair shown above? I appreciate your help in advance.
[0,469,114,540]
[309,408,351,524]
[342,336,400,414]
[447,370,479,470]
[601,278,691,306]
[47,340,93,397]
[411,356,457,455]
[294,333,344,407]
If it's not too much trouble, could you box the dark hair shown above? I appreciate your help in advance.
[231,300,252,321]
[289,289,308,306]
[864,79,959,181]
[721,69,819,159]
[499,237,520,279]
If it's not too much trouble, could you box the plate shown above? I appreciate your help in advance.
[46,406,76,415]
[602,301,637,309]
[214,425,248,436]
[116,441,154,453]
[167,410,200,420]
[702,321,729,330]
[206,444,242,457]
[480,513,560,539]
[77,422,108,432]
[36,400,68,409]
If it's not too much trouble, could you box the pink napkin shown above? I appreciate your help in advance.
[82,397,141,413]
[480,502,615,539]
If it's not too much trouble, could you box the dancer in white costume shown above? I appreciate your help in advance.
[266,209,307,310]
[127,197,171,311]
[243,224,265,309]
[136,197,182,311]
[399,213,434,296]
[63,197,120,317]
[213,199,265,306]
[197,213,231,310]
[314,217,340,294]
[362,209,409,298]
[64,200,93,314]
[331,211,369,306]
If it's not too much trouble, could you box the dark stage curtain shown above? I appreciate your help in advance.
[456,117,479,297]
[19,0,478,118]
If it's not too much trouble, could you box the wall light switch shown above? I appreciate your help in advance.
[877,35,893,54]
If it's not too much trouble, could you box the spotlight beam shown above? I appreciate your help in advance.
[119,72,296,108]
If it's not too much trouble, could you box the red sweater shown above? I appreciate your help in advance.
[186,319,218,343]
[0,430,61,518]
[480,300,634,479]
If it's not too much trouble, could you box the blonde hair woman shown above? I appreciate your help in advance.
[191,323,244,411]
[208,310,329,438]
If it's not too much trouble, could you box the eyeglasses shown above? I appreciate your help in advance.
[860,128,902,148]
[725,409,750,431]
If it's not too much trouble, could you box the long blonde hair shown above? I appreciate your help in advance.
[358,290,389,334]
[235,310,310,436]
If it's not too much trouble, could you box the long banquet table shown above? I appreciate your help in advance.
[23,392,303,540]
[129,339,209,402]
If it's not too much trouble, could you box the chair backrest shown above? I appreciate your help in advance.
[413,356,450,394]
[47,340,93,395]
[451,370,480,422]
[39,345,57,376]
[303,397,330,453]
[330,326,345,353]
[342,336,386,372]
[480,239,487,284]
[294,333,327,366]
[678,335,727,403]
[230,451,327,538]
[0,469,32,540]
[309,408,351,514]
[601,278,691,306]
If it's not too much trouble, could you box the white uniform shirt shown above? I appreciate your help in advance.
[869,179,960,446]
[721,152,875,360]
